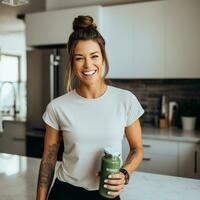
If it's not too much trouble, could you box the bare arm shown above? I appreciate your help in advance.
[122,119,144,174]
[36,125,61,200]
[100,119,144,198]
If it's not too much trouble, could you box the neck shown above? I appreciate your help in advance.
[76,81,107,99]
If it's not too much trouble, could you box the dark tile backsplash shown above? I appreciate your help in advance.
[109,79,200,128]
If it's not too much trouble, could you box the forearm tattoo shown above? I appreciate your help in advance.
[126,149,139,164]
[38,143,59,188]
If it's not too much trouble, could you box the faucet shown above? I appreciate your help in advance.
[0,81,19,118]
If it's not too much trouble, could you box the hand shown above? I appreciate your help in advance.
[103,172,126,197]
[95,171,101,177]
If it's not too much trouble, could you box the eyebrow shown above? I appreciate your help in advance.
[74,51,99,56]
[90,51,99,55]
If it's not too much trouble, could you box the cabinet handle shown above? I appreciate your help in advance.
[143,157,151,161]
[143,144,151,148]
[12,137,25,142]
[194,151,197,173]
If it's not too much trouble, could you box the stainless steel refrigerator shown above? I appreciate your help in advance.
[27,46,68,130]
[26,46,68,159]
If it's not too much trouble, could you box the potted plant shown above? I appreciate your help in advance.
[179,99,199,131]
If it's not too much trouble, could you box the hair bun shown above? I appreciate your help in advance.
[73,15,97,31]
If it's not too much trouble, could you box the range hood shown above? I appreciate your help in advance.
[1,0,29,6]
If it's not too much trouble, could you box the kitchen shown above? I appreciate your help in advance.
[0,0,200,199]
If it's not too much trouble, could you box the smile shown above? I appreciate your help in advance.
[82,70,97,76]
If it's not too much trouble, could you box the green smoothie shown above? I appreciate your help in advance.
[99,147,121,199]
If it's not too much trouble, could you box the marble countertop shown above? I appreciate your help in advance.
[26,128,45,138]
[26,126,200,143]
[2,116,26,123]
[0,153,200,200]
[142,126,200,143]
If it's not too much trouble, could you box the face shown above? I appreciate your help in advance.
[72,40,104,86]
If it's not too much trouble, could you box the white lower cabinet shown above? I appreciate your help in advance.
[178,142,200,179]
[122,137,200,179]
[0,121,26,156]
[139,153,177,176]
[137,139,178,176]
[122,137,178,176]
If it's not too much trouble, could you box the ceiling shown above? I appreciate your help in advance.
[0,0,45,34]
[0,0,45,19]
[46,0,156,10]
[0,0,155,34]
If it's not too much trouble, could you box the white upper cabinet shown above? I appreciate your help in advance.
[131,2,165,79]
[164,0,200,78]
[103,0,200,78]
[102,5,134,79]
[25,6,101,46]
[102,1,165,78]
[26,0,200,78]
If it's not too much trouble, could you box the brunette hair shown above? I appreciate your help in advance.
[65,15,110,92]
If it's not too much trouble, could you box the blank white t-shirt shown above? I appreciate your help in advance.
[42,85,144,190]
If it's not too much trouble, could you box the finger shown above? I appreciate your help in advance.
[104,178,125,185]
[104,184,124,191]
[108,173,124,179]
[107,188,124,197]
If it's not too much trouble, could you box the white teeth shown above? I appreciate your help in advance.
[82,70,96,76]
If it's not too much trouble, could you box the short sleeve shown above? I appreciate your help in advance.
[126,93,144,127]
[42,102,59,130]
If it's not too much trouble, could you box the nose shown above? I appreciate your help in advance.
[84,57,92,68]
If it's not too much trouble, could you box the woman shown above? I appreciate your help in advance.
[36,15,144,200]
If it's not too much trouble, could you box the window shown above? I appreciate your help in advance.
[0,55,19,81]
[0,54,20,116]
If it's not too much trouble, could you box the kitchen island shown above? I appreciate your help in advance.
[0,153,200,200]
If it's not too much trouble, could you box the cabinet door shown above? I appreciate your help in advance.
[138,153,178,176]
[123,137,178,176]
[179,142,200,179]
[26,6,101,46]
[0,122,26,156]
[142,138,178,156]
[131,1,165,78]
[102,1,165,78]
[139,138,178,176]
[0,131,10,153]
[165,0,200,78]
[102,5,133,79]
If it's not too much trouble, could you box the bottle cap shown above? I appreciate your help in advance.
[104,147,120,157]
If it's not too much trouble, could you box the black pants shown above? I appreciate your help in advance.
[48,178,121,200]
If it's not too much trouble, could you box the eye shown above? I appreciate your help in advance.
[75,57,84,61]
[92,55,99,59]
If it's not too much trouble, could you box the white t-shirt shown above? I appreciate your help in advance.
[42,85,144,190]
